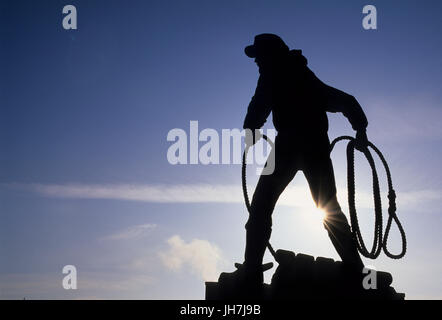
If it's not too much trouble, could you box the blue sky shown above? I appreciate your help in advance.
[1,0,441,299]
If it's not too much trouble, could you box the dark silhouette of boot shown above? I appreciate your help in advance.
[218,263,265,286]
[218,225,272,295]
[218,263,270,299]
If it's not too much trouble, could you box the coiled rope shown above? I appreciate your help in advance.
[242,135,407,261]
[330,136,406,259]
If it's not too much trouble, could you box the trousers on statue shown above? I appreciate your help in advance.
[244,133,363,269]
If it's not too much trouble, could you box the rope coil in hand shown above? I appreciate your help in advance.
[330,136,406,259]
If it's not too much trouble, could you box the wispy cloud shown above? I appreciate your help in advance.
[101,223,157,241]
[159,235,226,281]
[27,183,242,203]
[17,183,441,211]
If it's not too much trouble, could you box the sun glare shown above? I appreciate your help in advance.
[305,206,327,227]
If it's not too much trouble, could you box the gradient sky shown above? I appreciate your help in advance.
[1,0,441,299]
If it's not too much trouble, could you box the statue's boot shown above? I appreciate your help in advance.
[218,227,272,294]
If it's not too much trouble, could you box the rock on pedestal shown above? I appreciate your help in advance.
[206,250,405,300]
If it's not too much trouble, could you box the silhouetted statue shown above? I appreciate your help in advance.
[220,34,370,290]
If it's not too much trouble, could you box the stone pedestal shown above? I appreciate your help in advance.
[206,250,405,300]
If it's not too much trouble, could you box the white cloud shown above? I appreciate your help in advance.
[102,223,157,241]
[159,235,225,281]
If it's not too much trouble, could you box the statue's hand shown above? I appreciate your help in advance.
[245,129,262,147]
[355,130,369,151]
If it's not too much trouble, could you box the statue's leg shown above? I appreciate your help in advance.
[303,152,364,270]
[244,138,298,272]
